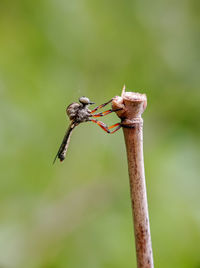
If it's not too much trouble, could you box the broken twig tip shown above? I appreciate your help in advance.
[122,85,126,96]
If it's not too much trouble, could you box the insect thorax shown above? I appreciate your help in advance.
[66,102,80,120]
[66,102,91,122]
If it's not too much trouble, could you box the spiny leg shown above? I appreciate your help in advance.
[90,119,121,134]
[91,99,112,113]
[92,108,122,118]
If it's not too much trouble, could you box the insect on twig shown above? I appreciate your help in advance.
[53,97,122,164]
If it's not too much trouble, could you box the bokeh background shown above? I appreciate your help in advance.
[0,0,200,267]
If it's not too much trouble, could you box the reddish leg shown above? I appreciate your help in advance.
[92,108,122,118]
[90,119,121,134]
[108,123,122,133]
[91,99,112,113]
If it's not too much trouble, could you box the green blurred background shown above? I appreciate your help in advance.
[0,0,200,267]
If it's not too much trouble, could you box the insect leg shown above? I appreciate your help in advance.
[92,108,122,117]
[108,123,121,133]
[90,119,121,134]
[91,99,112,113]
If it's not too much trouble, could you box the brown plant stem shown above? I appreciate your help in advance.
[112,86,154,268]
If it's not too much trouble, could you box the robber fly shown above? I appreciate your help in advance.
[53,96,122,163]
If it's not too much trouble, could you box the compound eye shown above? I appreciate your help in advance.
[79,96,90,104]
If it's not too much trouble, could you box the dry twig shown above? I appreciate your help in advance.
[112,86,154,268]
